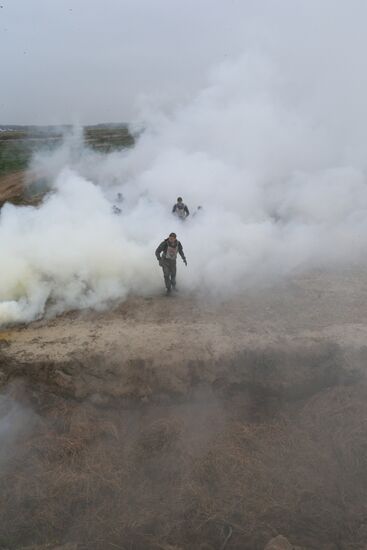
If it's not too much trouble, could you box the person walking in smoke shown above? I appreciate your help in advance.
[155,232,187,294]
[172,197,190,220]
[112,193,124,215]
[193,205,203,217]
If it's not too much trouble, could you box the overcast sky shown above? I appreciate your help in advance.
[1,0,367,125]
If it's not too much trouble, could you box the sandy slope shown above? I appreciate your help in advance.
[0,170,44,206]
[0,171,27,203]
[1,267,367,398]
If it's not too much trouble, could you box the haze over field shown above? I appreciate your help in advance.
[4,5,367,549]
[1,1,367,323]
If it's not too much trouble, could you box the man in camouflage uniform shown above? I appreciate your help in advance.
[155,232,187,294]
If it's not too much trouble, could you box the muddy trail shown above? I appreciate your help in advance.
[1,269,367,550]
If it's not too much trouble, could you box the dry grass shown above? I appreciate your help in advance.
[1,377,367,550]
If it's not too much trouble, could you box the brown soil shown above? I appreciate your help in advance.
[1,268,367,549]
[0,171,45,207]
[0,171,25,201]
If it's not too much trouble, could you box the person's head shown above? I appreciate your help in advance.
[177,197,183,203]
[168,232,177,243]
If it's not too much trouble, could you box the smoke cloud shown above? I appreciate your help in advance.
[2,3,367,324]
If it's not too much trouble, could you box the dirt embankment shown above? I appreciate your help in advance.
[0,171,45,207]
[1,269,367,549]
[0,171,28,205]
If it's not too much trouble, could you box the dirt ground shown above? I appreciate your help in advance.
[0,171,28,204]
[0,171,45,207]
[1,267,367,549]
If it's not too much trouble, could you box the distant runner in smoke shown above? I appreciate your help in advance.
[172,197,190,220]
[155,232,187,295]
[112,205,122,215]
[193,205,203,217]
[112,193,124,215]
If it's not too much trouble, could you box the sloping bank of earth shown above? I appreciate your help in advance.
[1,269,367,550]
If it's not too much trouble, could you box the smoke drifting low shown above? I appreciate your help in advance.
[0,390,38,472]
[2,44,367,323]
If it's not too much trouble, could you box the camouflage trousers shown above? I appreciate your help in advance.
[161,259,176,290]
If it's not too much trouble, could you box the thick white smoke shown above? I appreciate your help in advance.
[2,21,367,324]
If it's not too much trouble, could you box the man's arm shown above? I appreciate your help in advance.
[178,242,187,264]
[184,205,190,216]
[172,204,177,213]
[155,241,166,260]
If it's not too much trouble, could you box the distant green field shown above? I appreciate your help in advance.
[0,125,135,177]
[84,125,135,152]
